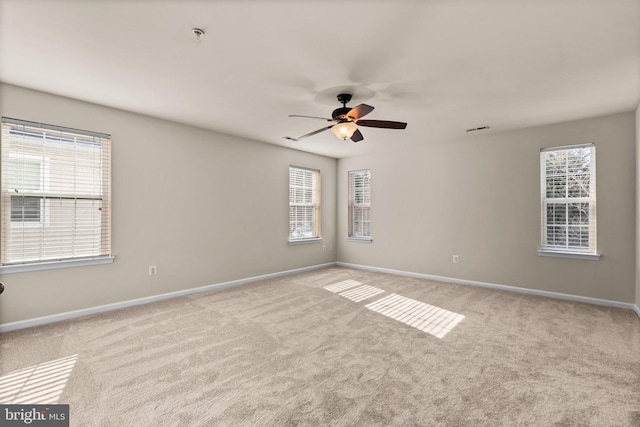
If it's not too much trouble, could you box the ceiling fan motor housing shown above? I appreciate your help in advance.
[332,107,352,121]
[333,93,354,121]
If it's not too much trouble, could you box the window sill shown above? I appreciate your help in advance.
[538,250,600,260]
[0,256,115,274]
[288,238,322,245]
[346,237,373,243]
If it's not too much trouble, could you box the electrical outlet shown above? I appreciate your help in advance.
[322,245,327,252]
[452,255,460,264]
[149,265,157,276]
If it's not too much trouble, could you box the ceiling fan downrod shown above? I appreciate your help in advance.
[333,94,353,121]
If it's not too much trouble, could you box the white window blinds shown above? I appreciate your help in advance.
[289,166,320,241]
[348,169,371,239]
[540,144,596,254]
[1,117,111,266]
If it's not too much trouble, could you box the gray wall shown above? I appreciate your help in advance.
[0,84,337,325]
[636,105,640,309]
[338,112,636,303]
[1,83,636,327]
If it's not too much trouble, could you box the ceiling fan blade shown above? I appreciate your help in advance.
[288,125,335,141]
[356,119,407,129]
[289,114,334,122]
[347,104,374,120]
[351,129,364,142]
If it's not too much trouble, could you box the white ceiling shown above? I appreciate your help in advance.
[1,0,639,158]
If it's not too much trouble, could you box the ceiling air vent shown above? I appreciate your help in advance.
[466,126,491,133]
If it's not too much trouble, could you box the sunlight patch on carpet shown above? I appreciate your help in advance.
[0,354,78,404]
[324,279,362,293]
[339,285,385,302]
[366,294,465,338]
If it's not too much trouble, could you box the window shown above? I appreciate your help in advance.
[1,117,112,270]
[11,196,41,223]
[289,166,320,242]
[348,169,371,240]
[540,144,598,259]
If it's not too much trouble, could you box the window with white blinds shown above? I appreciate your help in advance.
[348,169,371,240]
[289,166,320,241]
[1,117,111,267]
[540,144,597,257]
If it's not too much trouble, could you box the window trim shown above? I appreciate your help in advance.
[1,117,112,270]
[288,165,321,243]
[288,237,323,245]
[0,256,115,274]
[539,143,599,259]
[346,236,373,243]
[347,169,372,241]
[537,249,600,260]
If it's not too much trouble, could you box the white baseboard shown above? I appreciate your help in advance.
[0,262,336,333]
[3,261,637,332]
[337,262,639,313]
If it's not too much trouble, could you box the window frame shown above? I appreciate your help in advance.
[288,165,321,244]
[0,117,114,273]
[539,143,599,260]
[347,169,372,242]
[11,195,43,224]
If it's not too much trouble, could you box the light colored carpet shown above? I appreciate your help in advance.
[1,266,639,426]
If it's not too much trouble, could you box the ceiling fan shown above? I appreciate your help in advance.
[284,93,407,143]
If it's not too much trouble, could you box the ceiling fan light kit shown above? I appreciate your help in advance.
[285,93,407,143]
[331,122,358,140]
